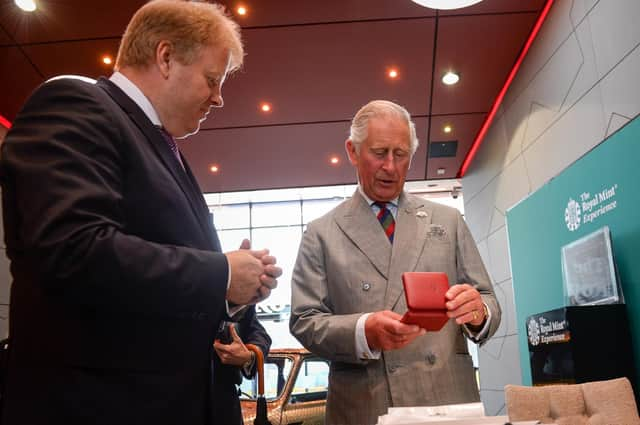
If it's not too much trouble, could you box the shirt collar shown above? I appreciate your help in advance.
[358,185,399,208]
[109,71,162,127]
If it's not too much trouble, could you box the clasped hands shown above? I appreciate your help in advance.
[225,239,282,305]
[365,283,486,351]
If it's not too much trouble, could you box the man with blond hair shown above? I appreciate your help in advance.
[290,100,501,425]
[0,1,280,424]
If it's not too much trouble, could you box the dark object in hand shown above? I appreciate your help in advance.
[217,323,234,344]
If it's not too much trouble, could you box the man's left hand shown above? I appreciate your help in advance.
[213,324,253,367]
[445,283,486,327]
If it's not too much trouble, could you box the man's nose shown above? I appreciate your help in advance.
[210,88,224,108]
[381,152,396,172]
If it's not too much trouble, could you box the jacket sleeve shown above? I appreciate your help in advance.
[289,223,364,364]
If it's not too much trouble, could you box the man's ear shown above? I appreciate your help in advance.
[345,139,358,166]
[156,40,172,79]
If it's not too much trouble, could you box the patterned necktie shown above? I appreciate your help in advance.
[374,201,395,243]
[158,127,184,169]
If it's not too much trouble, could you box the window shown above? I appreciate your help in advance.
[290,358,329,403]
[239,356,293,401]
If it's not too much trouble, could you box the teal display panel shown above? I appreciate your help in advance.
[506,114,640,386]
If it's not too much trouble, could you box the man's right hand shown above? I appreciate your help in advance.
[225,248,269,305]
[225,239,281,305]
[365,310,425,351]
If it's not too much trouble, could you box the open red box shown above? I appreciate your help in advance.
[400,272,450,331]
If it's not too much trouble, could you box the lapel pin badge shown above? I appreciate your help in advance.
[362,282,371,291]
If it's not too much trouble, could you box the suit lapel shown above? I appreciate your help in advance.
[385,193,433,310]
[96,78,214,248]
[334,192,391,279]
[182,159,220,250]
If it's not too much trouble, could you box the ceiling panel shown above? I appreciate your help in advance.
[0,0,550,190]
[183,117,428,193]
[431,12,538,115]
[438,0,546,15]
[24,39,121,80]
[425,113,485,179]
[204,18,435,129]
[0,24,11,45]
[219,0,436,27]
[0,0,143,44]
[0,46,44,120]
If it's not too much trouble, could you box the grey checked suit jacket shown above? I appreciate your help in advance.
[290,190,501,425]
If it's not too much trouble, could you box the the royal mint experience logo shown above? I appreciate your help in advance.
[564,184,619,232]
[565,198,581,232]
[527,318,541,346]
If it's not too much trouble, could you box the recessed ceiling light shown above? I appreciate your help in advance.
[237,6,247,16]
[410,0,483,10]
[102,56,113,65]
[442,71,460,85]
[388,69,399,79]
[210,165,220,173]
[14,0,36,12]
[260,103,271,112]
[329,156,340,165]
[437,168,446,175]
[443,125,452,134]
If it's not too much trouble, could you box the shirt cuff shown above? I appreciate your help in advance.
[356,313,381,360]
[463,302,491,342]
[225,262,232,315]
[242,351,256,376]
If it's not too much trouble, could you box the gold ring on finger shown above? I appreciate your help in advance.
[472,310,478,321]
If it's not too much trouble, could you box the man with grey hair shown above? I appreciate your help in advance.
[290,100,501,425]
[0,1,280,424]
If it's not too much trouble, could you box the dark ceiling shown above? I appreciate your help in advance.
[0,0,547,193]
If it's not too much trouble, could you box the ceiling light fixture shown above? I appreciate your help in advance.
[210,165,219,173]
[237,6,247,16]
[443,125,452,134]
[102,56,113,65]
[260,103,271,112]
[442,71,460,85]
[388,69,399,79]
[14,0,36,12]
[410,0,483,10]
[329,156,339,165]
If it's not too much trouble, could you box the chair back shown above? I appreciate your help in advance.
[505,377,640,425]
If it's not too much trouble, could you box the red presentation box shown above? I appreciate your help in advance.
[400,272,449,331]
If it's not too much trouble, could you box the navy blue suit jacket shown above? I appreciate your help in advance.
[1,77,230,424]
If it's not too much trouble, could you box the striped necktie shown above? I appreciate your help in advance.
[374,201,395,243]
[158,127,184,169]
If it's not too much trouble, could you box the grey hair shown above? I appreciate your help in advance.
[348,100,419,155]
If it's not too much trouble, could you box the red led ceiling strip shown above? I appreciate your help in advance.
[0,114,11,129]
[458,0,555,178]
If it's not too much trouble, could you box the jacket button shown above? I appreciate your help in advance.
[426,352,437,364]
[388,365,397,373]
[362,282,371,291]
